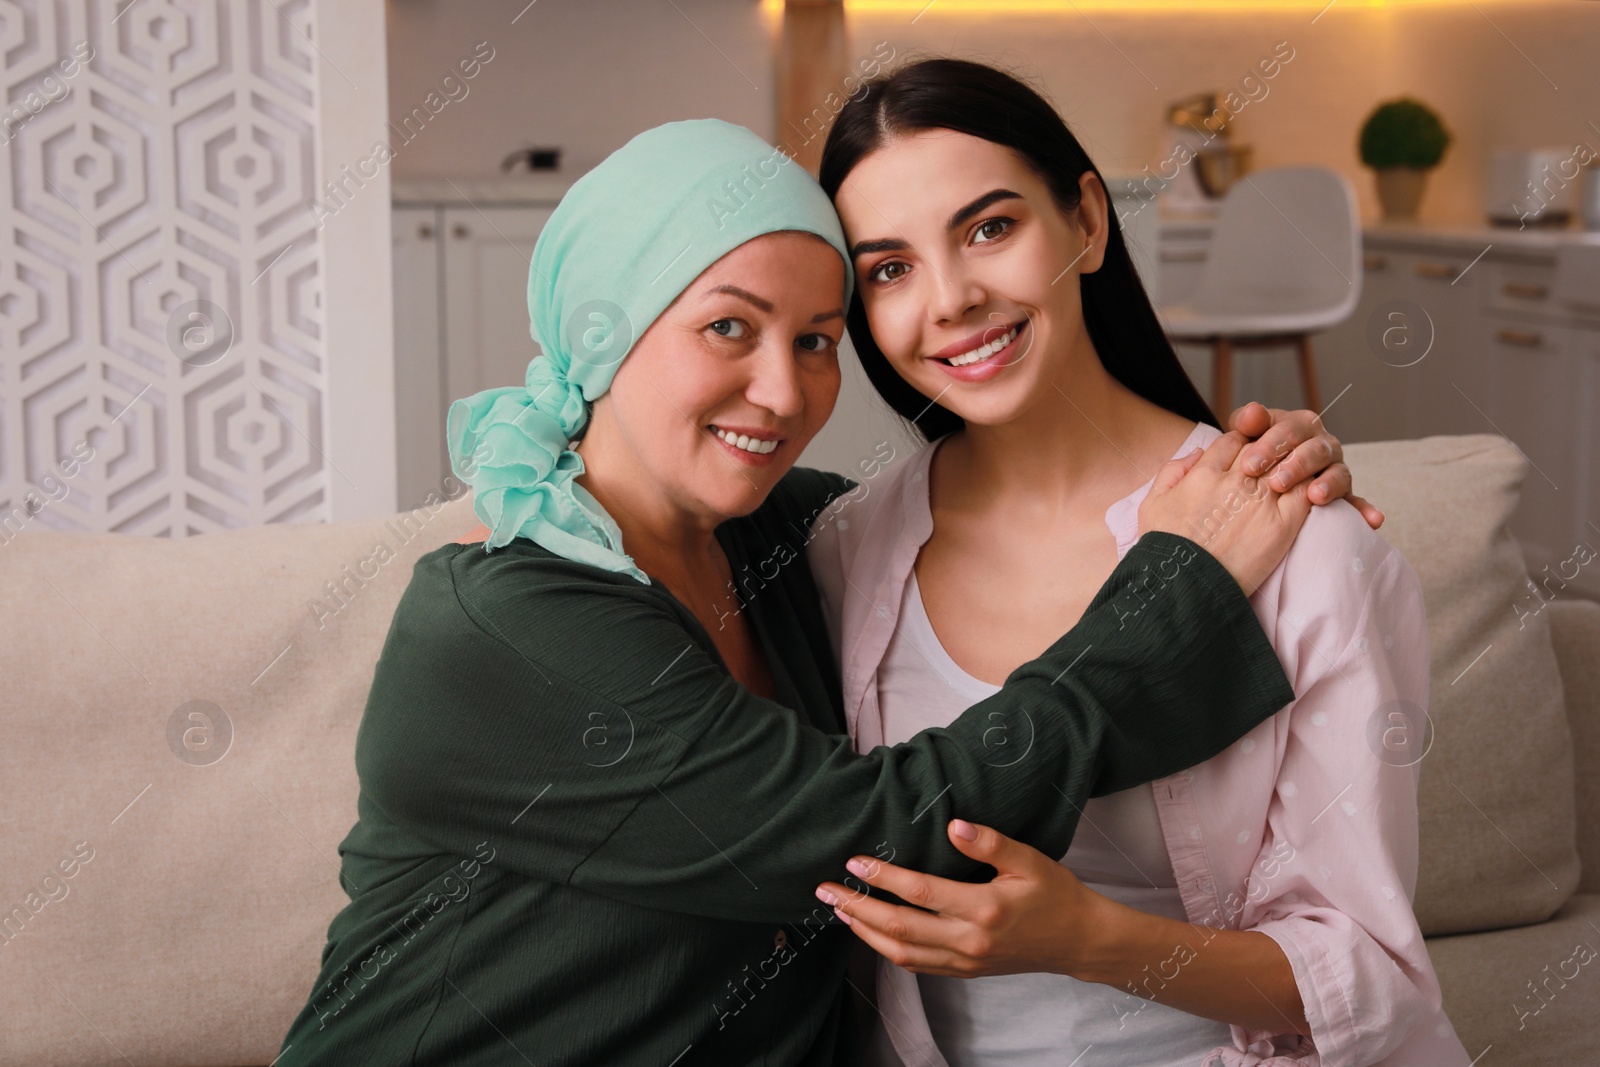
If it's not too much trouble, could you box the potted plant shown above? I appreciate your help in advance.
[1359,98,1452,220]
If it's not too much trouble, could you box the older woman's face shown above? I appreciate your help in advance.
[590,231,846,524]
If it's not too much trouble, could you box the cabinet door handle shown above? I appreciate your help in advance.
[1494,327,1543,347]
[1415,261,1458,280]
[418,224,434,239]
[1503,281,1548,299]
[453,223,470,239]
[1363,253,1388,270]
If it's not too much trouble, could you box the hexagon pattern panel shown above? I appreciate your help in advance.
[1,0,329,538]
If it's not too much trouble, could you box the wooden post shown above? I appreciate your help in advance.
[775,0,847,175]
[1296,334,1323,414]
[1211,336,1234,423]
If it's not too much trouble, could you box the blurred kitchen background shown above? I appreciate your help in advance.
[2,0,1596,594]
[382,0,1600,595]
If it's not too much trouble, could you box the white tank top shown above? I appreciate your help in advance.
[874,571,1235,1067]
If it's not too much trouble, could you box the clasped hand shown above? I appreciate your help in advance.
[815,818,1127,983]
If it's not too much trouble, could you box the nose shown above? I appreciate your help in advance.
[927,259,986,326]
[744,337,806,421]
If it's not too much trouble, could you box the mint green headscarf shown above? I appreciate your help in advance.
[445,119,853,583]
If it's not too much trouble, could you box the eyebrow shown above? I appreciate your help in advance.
[848,188,1025,259]
[711,284,843,324]
[849,236,909,258]
[710,285,773,312]
[948,188,1024,229]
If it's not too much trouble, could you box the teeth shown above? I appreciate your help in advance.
[947,325,1017,367]
[713,427,779,455]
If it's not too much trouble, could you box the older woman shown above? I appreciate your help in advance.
[277,119,1356,1067]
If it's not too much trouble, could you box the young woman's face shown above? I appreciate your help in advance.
[832,129,1108,427]
[589,231,846,524]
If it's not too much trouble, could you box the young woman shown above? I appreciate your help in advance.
[808,59,1469,1067]
[277,119,1358,1067]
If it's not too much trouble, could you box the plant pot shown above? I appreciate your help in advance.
[1375,166,1430,219]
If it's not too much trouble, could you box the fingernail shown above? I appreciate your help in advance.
[846,858,871,878]
[834,907,854,926]
[816,887,837,906]
[1246,457,1264,475]
[951,819,978,841]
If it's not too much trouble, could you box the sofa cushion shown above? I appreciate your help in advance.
[1546,598,1600,894]
[1343,435,1580,935]
[0,493,476,1067]
[1425,892,1600,1064]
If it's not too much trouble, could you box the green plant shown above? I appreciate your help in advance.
[1359,98,1451,170]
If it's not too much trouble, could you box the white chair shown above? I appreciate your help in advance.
[1157,165,1362,419]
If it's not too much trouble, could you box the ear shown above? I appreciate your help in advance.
[1073,170,1111,276]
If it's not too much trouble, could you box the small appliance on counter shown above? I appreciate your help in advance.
[1486,148,1581,227]
[501,145,563,174]
[1580,159,1600,230]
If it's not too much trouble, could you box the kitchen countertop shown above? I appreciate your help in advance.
[392,175,575,204]
[1159,213,1600,254]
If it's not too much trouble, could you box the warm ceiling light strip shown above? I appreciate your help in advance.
[762,0,1527,14]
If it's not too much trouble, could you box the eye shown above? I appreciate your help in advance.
[709,318,749,339]
[797,333,838,354]
[867,260,909,285]
[972,217,1014,245]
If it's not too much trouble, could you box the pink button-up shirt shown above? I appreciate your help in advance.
[806,422,1473,1067]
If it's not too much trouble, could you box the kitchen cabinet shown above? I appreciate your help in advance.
[439,207,556,422]
[1485,319,1581,567]
[391,180,569,509]
[393,206,446,513]
[1158,218,1600,597]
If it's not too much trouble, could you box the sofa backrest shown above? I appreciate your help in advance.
[1,435,1590,1066]
[1342,435,1582,935]
[1546,597,1600,894]
[0,492,477,1066]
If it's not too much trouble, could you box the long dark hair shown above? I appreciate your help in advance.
[817,57,1217,441]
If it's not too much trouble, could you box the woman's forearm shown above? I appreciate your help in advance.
[1080,897,1310,1036]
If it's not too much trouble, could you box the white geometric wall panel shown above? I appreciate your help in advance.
[0,0,331,537]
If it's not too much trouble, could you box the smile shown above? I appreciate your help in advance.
[709,425,781,456]
[928,319,1030,383]
[944,323,1022,367]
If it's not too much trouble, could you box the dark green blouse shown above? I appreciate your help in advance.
[277,467,1293,1066]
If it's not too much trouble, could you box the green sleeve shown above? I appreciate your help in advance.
[354,529,1293,925]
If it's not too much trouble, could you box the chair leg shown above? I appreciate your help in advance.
[1296,334,1322,415]
[1212,337,1234,422]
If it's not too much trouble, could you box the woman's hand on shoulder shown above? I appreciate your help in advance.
[456,522,490,544]
[1138,430,1313,596]
[1228,401,1383,530]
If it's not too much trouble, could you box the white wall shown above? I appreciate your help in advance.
[842,0,1598,228]
[384,0,776,178]
[387,0,1599,225]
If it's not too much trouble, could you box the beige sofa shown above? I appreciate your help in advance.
[2,434,1596,1066]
